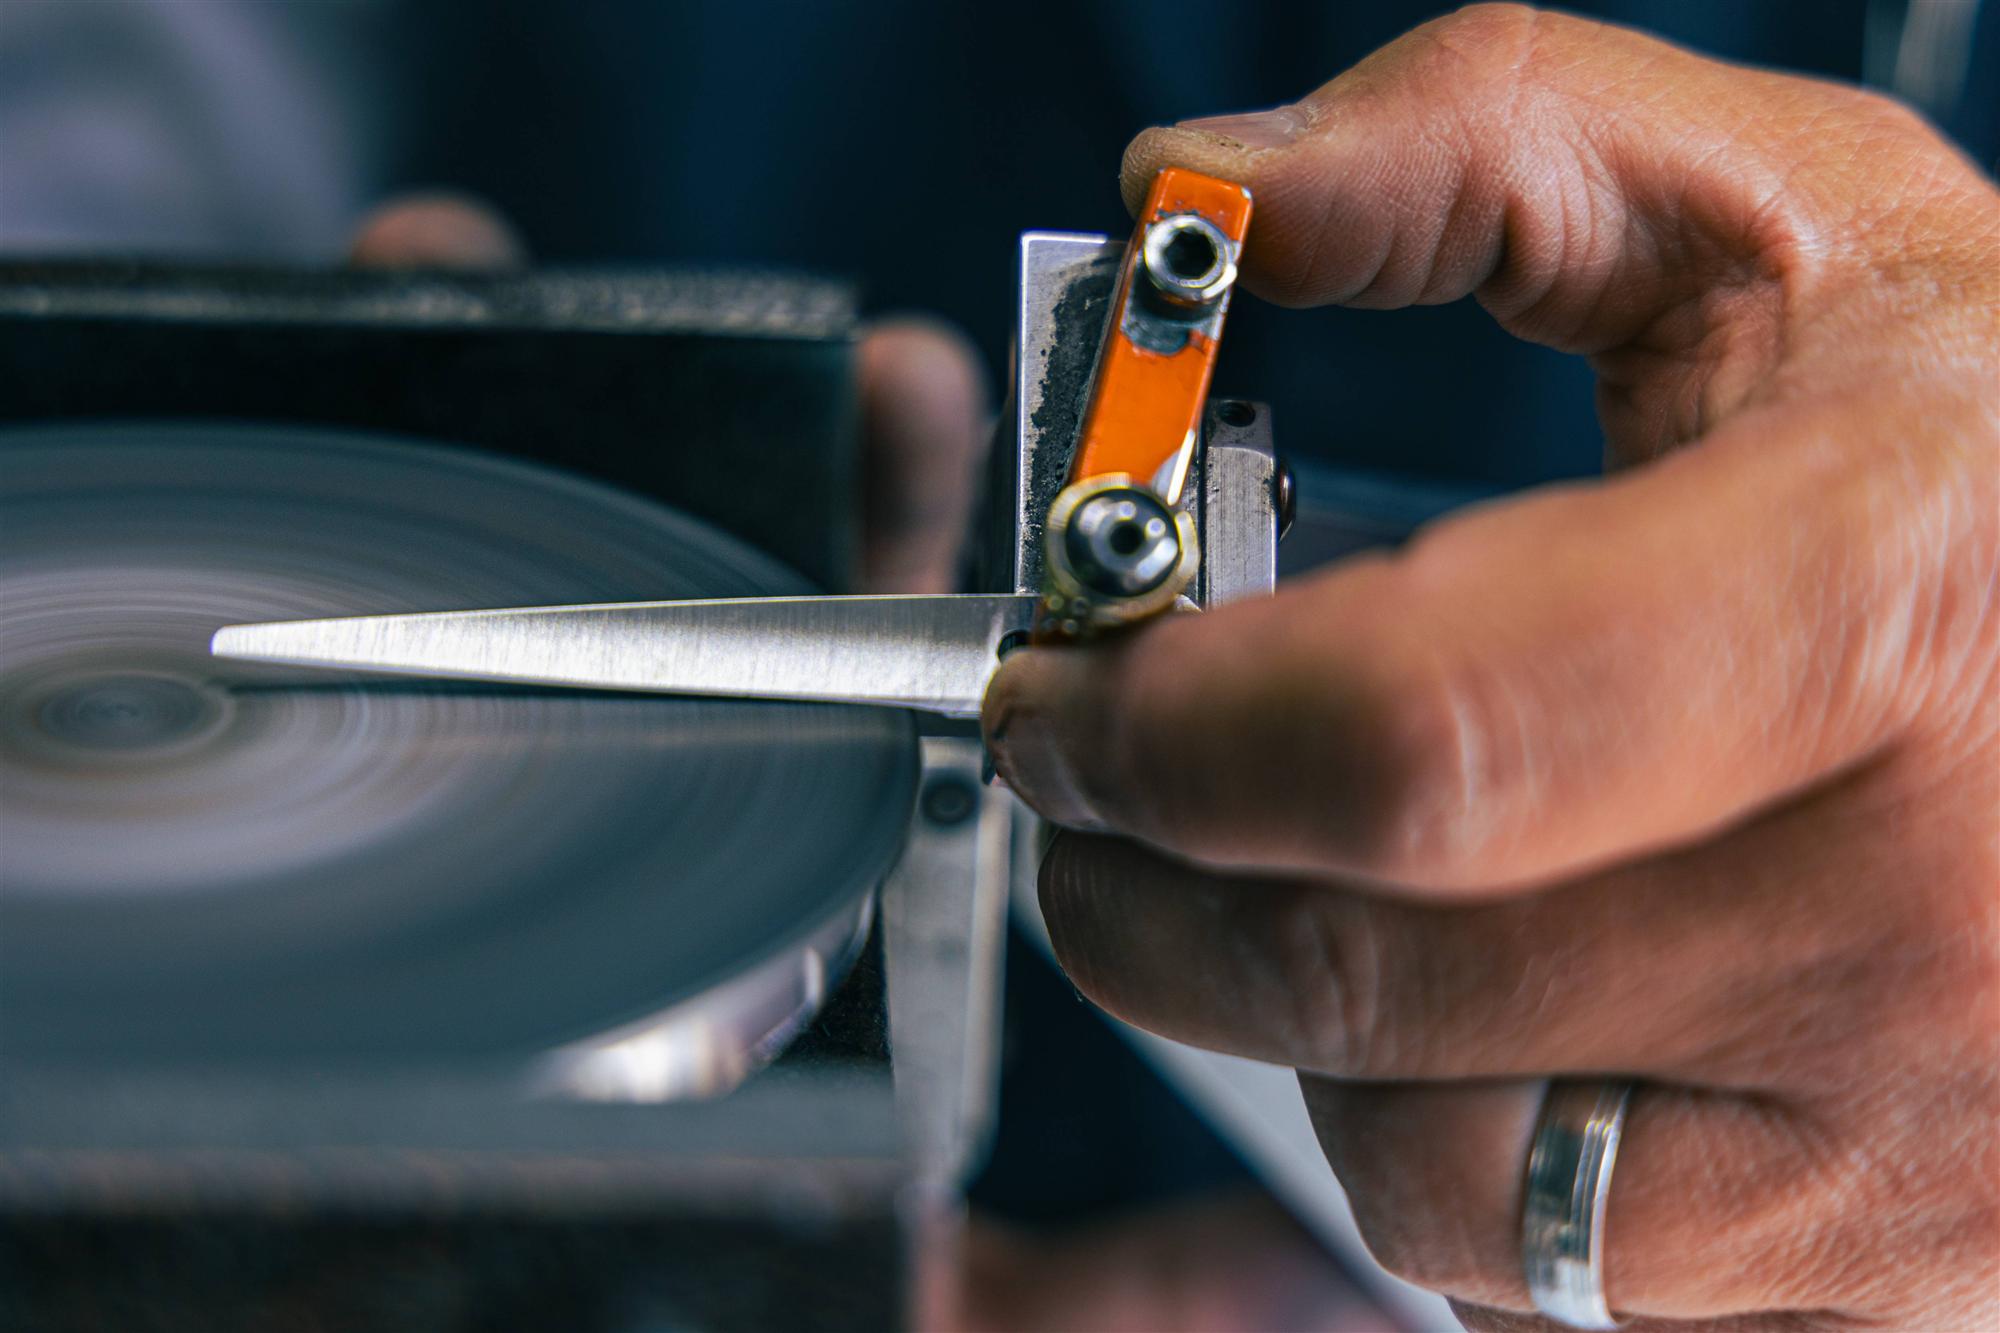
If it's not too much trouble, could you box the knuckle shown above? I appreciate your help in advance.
[1261,892,1411,1077]
[1333,653,1497,884]
[1349,1193,1488,1297]
[1408,4,1564,104]
[1875,861,2000,1045]
[1303,1082,1514,1302]
[1835,84,1935,142]
[1417,4,1542,67]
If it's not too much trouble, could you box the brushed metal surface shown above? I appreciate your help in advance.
[1009,232,1122,594]
[216,594,1037,719]
[1198,400,1279,607]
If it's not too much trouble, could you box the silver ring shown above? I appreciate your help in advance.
[1522,1080,1634,1329]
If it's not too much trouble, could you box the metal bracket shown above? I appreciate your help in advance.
[991,231,1277,608]
[882,737,1011,1192]
[1196,398,1278,607]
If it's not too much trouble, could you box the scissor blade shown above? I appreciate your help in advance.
[212,594,1038,718]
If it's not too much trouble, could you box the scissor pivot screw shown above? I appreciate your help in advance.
[1141,213,1237,310]
[1064,486,1184,597]
[1038,476,1200,640]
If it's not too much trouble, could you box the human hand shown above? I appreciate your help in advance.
[347,192,987,594]
[984,6,1998,1328]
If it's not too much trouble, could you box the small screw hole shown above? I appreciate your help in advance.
[1218,400,1256,428]
[921,775,979,826]
[1163,230,1217,281]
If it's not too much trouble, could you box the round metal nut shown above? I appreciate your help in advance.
[1042,474,1200,633]
[1140,213,1237,309]
[1065,488,1183,597]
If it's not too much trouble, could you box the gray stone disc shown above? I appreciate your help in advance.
[0,423,915,1062]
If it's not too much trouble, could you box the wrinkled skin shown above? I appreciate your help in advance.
[984,6,1998,1329]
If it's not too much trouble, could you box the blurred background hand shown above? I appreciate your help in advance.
[348,191,989,597]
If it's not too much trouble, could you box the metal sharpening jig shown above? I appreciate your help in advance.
[212,169,1277,718]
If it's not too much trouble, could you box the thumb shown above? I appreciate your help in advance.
[1119,5,1953,457]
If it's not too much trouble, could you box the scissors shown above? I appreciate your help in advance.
[214,170,1282,720]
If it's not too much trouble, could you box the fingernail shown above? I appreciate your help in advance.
[981,651,1110,832]
[1175,104,1311,149]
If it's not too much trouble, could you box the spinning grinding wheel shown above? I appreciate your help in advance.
[0,423,917,1063]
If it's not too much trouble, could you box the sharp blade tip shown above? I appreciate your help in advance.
[210,622,281,661]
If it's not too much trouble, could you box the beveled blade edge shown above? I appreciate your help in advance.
[212,593,1038,718]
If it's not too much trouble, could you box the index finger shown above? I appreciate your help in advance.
[985,401,1977,891]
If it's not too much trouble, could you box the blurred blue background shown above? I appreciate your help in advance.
[4,0,1993,493]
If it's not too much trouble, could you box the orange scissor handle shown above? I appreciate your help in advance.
[1035,169,1252,642]
[1069,168,1253,498]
